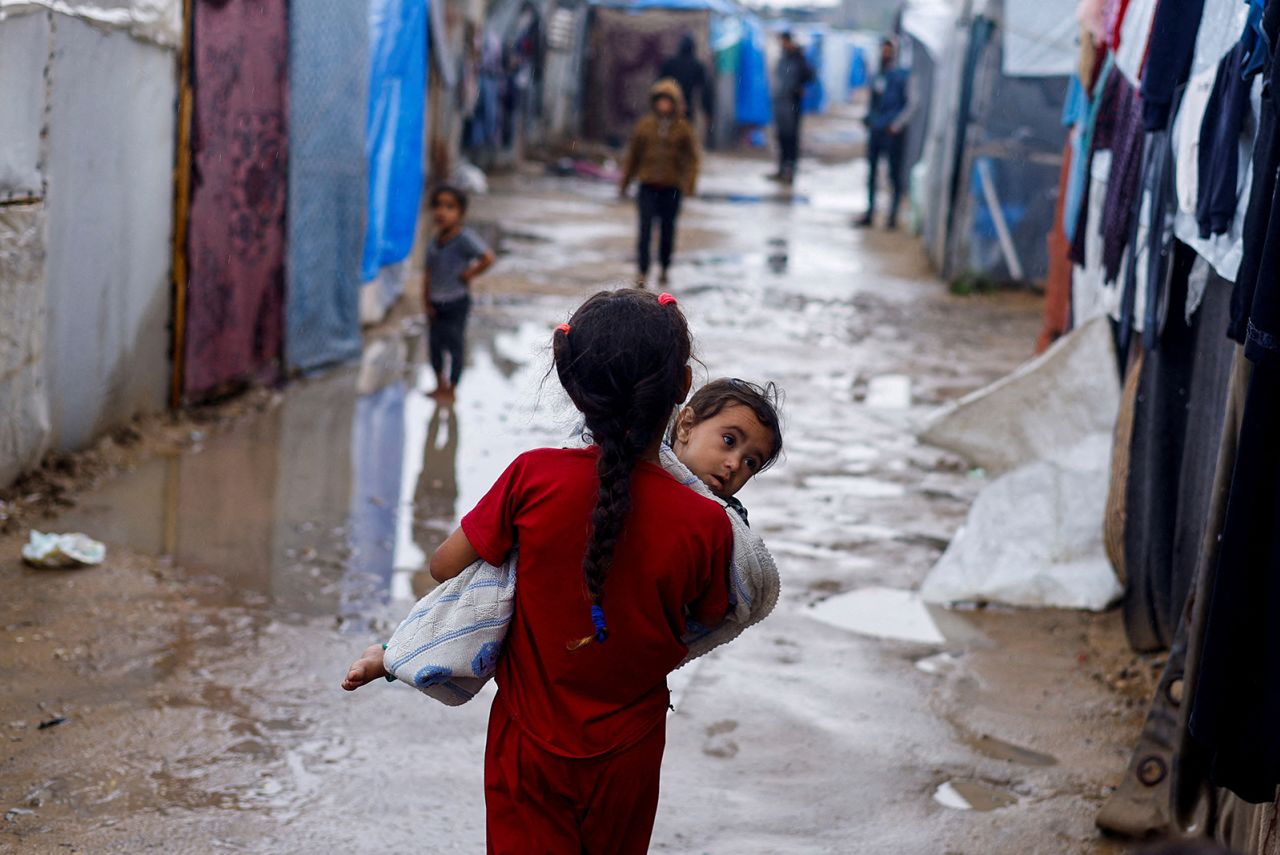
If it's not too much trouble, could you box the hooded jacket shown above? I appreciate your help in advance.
[621,78,700,195]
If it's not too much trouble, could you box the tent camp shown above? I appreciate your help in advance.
[908,0,1074,284]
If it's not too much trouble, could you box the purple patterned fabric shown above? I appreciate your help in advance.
[184,0,288,399]
[1100,73,1146,284]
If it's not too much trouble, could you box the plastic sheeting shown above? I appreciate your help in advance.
[920,316,1121,475]
[735,17,771,126]
[287,0,369,373]
[1001,0,1078,77]
[916,0,1069,283]
[362,0,427,287]
[921,433,1123,610]
[0,205,51,484]
[183,0,287,399]
[919,318,1124,610]
[0,0,180,47]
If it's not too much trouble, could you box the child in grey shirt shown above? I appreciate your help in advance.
[424,185,495,399]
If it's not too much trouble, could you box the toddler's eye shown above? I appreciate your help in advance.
[722,434,735,447]
[745,458,758,471]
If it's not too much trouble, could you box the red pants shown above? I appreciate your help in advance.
[485,693,666,855]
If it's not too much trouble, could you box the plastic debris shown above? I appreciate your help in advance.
[21,531,106,568]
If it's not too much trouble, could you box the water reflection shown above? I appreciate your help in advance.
[407,403,459,600]
[50,306,568,625]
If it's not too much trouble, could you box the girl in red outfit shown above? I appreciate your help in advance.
[343,289,733,854]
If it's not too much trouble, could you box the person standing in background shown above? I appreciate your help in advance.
[619,79,700,287]
[769,31,815,186]
[857,38,914,229]
[659,34,715,129]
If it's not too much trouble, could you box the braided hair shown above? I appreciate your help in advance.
[551,289,692,649]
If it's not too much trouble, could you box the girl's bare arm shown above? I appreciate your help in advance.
[429,527,481,582]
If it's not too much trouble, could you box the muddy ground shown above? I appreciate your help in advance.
[0,140,1158,854]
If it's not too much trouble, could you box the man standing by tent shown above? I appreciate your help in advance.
[857,38,913,229]
[770,31,815,186]
[659,34,714,129]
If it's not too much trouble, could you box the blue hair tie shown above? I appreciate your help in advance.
[590,604,609,643]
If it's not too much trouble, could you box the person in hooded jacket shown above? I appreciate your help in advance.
[619,78,701,287]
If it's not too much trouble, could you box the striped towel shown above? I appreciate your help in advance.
[383,447,780,704]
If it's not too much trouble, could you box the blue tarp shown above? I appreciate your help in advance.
[287,0,368,372]
[735,17,771,125]
[362,0,428,286]
[802,33,825,113]
[849,46,867,88]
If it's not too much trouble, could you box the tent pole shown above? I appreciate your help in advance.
[975,157,1024,281]
[169,0,194,409]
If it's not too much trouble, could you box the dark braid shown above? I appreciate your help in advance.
[552,289,692,648]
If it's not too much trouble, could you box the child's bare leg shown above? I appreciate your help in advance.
[341,643,389,691]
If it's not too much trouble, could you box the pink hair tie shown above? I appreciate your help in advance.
[555,322,571,334]
[658,293,677,306]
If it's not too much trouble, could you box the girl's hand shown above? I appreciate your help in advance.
[341,643,389,691]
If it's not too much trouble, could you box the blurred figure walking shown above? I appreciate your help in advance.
[659,34,714,127]
[769,31,815,186]
[619,79,700,286]
[857,38,914,229]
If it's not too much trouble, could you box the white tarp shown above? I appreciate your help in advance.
[919,317,1120,475]
[1001,0,1078,77]
[0,0,180,47]
[921,433,1122,610]
[902,0,959,60]
[918,318,1122,610]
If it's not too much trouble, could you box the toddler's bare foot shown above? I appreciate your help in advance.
[342,643,389,691]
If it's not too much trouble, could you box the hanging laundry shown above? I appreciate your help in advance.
[1098,73,1146,283]
[1196,42,1253,238]
[1188,0,1280,804]
[1140,0,1209,129]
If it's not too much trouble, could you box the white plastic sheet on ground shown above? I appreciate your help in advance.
[22,530,106,567]
[921,434,1122,610]
[919,317,1120,475]
[918,318,1122,610]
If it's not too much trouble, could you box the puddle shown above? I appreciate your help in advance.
[698,192,812,205]
[865,374,912,409]
[915,651,962,676]
[803,475,906,498]
[808,587,947,644]
[933,780,1019,812]
[967,734,1058,767]
[51,309,565,623]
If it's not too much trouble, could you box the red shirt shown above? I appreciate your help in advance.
[461,447,733,758]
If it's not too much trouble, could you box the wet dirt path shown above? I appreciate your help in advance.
[1,155,1141,854]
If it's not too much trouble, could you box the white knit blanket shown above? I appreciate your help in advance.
[383,448,780,705]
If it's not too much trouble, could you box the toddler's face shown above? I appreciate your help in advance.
[673,404,775,499]
[432,195,463,231]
